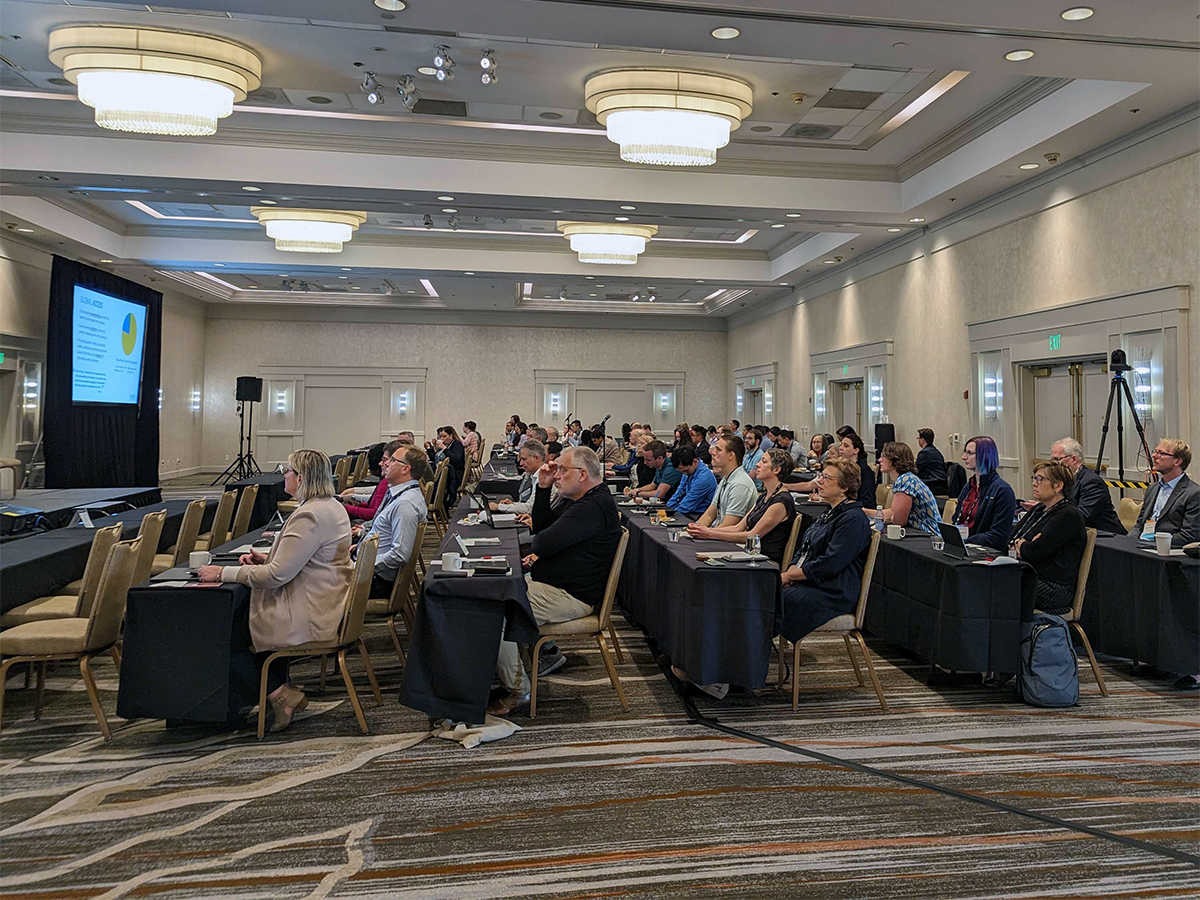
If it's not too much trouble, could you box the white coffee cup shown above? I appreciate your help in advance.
[1154,532,1172,556]
[441,551,461,570]
[886,524,906,540]
[189,550,212,569]
[957,525,970,542]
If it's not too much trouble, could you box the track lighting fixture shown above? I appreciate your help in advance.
[558,286,568,300]
[448,216,460,230]
[422,214,434,229]
[360,72,384,105]
[480,49,495,70]
[481,69,498,86]
[434,45,454,81]
[397,74,420,110]
[647,292,656,303]
[630,292,640,302]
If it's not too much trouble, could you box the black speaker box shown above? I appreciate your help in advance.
[236,376,263,402]
[874,423,895,459]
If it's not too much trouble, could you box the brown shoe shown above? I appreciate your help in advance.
[486,691,530,717]
[269,685,308,733]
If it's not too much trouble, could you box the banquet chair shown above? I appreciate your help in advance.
[0,458,21,499]
[775,515,808,685]
[782,531,885,711]
[61,509,166,598]
[255,535,381,739]
[0,537,141,741]
[1035,528,1106,697]
[195,490,236,552]
[1118,498,1142,532]
[229,484,259,541]
[2,523,124,627]
[429,463,450,538]
[529,527,630,718]
[333,456,353,494]
[875,484,893,510]
[151,498,206,575]
[364,521,426,667]
[941,498,957,524]
[351,452,368,486]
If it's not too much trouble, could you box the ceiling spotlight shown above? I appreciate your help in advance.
[909,216,925,223]
[481,70,498,86]
[558,286,567,300]
[1060,7,1094,21]
[1005,49,1035,61]
[711,26,740,40]
[630,292,640,302]
[448,216,460,230]
[433,45,452,68]
[647,292,656,303]
[360,72,384,105]
[422,214,434,229]
[436,67,454,82]
[374,0,407,10]
[480,49,496,70]
[1019,163,1040,170]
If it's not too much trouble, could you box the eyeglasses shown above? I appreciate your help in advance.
[281,467,297,477]
[1152,449,1178,458]
[557,464,586,473]
[1030,474,1049,485]
[1048,454,1067,462]
[815,472,834,482]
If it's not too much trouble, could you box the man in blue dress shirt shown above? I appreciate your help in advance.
[667,445,717,518]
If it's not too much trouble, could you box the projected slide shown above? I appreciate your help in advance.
[71,285,146,405]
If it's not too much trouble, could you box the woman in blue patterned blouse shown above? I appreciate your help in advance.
[871,441,942,535]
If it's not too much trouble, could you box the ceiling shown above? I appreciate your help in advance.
[1,0,1196,320]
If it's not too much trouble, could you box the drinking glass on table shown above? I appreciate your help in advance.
[747,533,762,566]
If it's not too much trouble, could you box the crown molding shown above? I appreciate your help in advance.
[45,197,130,235]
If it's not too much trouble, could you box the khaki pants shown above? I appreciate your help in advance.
[496,578,592,695]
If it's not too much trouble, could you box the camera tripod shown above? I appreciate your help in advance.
[1094,350,1153,497]
[212,399,263,485]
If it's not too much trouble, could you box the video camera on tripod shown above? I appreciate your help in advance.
[1094,349,1153,495]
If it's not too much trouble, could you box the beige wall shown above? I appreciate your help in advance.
[730,152,1200,456]
[201,317,728,468]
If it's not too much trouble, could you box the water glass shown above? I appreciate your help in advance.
[931,537,945,552]
[668,529,680,543]
[747,533,762,566]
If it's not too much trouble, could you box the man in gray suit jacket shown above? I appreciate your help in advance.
[1133,439,1199,548]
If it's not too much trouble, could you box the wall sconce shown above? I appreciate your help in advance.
[23,380,38,411]
[660,393,669,413]
[276,390,287,413]
[397,391,409,416]
[550,392,561,419]
[158,387,163,412]
[191,389,201,412]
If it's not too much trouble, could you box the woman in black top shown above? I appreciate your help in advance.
[688,448,797,565]
[1012,460,1087,614]
[837,433,876,508]
[428,425,466,503]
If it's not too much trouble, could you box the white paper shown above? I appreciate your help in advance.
[1141,548,1186,557]
[462,537,501,546]
[492,514,517,523]
[151,581,192,588]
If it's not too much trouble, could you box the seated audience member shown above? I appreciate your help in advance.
[688,448,797,565]
[806,433,831,471]
[566,421,582,446]
[777,430,802,465]
[489,446,622,716]
[491,440,545,511]
[672,424,691,450]
[836,432,876,509]
[621,423,633,444]
[835,425,857,441]
[396,431,416,445]
[427,425,466,503]
[626,440,682,502]
[590,426,624,465]
[545,426,559,444]
[528,426,548,444]
[1134,438,1199,547]
[461,421,479,458]
[762,427,780,450]
[742,428,765,488]
[666,445,718,518]
[613,433,655,487]
[707,425,719,447]
[730,419,741,433]
[577,428,593,451]
[696,433,759,527]
[509,442,563,518]
[952,435,1017,550]
[778,457,874,645]
[505,418,520,447]
[515,422,529,447]
[689,424,712,465]
[197,449,353,732]
[915,428,948,495]
[340,441,395,521]
[1009,460,1087,615]
[870,442,941,535]
[358,444,431,599]
[1024,438,1124,533]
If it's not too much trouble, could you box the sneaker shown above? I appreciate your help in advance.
[540,641,559,656]
[538,650,567,677]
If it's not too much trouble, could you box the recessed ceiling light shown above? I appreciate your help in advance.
[464,271,475,275]
[1060,7,1094,20]
[1005,49,1035,61]
[213,263,225,266]
[887,227,903,233]
[38,175,59,182]
[307,96,333,105]
[770,223,786,228]
[436,195,454,201]
[596,284,605,287]
[614,216,630,222]
[585,275,595,279]
[338,275,348,279]
[407,289,417,294]
[539,111,563,120]
[341,267,351,271]
[441,207,457,213]
[258,198,277,205]
[695,279,705,283]
[589,293,597,297]
[100,258,113,263]
[241,185,262,192]
[749,125,773,133]
[351,285,361,290]
[823,259,837,264]
[418,66,437,76]
[620,205,636,210]
[711,26,740,40]
[374,0,407,10]
[1019,163,1040,170]
[909,217,925,223]
[778,282,788,286]
[785,212,803,218]
[69,189,89,196]
[16,227,35,233]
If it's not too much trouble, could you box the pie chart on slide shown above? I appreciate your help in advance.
[121,312,137,355]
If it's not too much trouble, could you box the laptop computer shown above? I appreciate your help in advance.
[938,522,994,560]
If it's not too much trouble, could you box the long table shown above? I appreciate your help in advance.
[117,526,266,725]
[1082,534,1200,675]
[617,506,795,689]
[0,498,216,613]
[478,458,524,499]
[399,499,537,723]
[226,473,287,528]
[865,534,1032,674]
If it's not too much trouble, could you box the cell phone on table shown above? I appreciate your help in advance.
[704,558,727,567]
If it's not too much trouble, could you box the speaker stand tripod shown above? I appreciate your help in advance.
[212,399,263,485]
[1093,353,1152,499]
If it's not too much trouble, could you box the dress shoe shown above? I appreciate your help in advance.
[269,685,309,733]
[486,691,530,717]
[1172,675,1200,691]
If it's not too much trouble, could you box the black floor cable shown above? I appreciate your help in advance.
[655,650,1200,868]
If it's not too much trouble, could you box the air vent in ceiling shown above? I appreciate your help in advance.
[412,98,468,117]
[243,87,292,106]
[815,89,882,110]
[782,123,840,140]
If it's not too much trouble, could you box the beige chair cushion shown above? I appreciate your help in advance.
[539,615,600,637]
[366,598,392,616]
[2,595,81,628]
[0,618,89,655]
[59,578,84,596]
[151,553,175,575]
[813,614,856,632]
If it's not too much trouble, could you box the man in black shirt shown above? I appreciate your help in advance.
[489,445,621,716]
[915,428,948,495]
[1052,437,1125,533]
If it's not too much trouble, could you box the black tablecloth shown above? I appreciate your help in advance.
[226,473,287,528]
[0,499,215,613]
[398,499,537,723]
[1081,534,1200,674]
[478,459,524,499]
[865,535,1033,673]
[116,527,266,724]
[617,507,799,688]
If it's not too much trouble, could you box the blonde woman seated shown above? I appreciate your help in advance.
[686,448,797,566]
[198,449,353,732]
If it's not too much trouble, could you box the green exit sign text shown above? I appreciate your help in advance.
[1049,334,1062,351]
[842,364,850,375]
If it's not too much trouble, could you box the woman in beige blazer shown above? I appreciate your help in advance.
[199,448,352,732]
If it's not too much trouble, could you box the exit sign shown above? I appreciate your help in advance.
[842,364,849,375]
[751,377,756,386]
[1049,334,1062,350]
[0,352,5,363]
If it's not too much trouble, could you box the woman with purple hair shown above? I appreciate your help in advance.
[951,435,1017,550]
